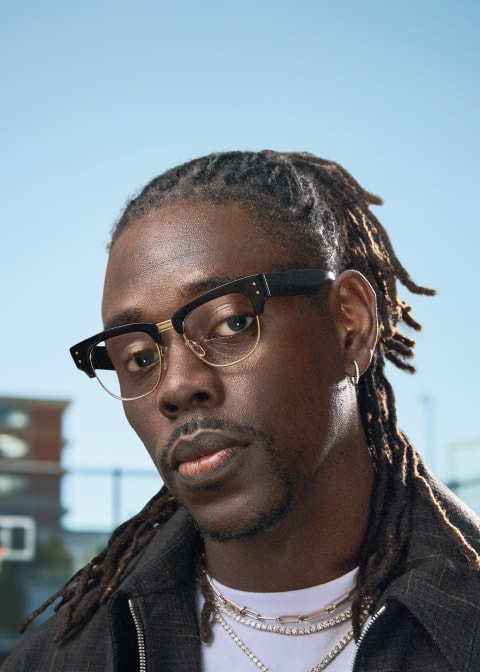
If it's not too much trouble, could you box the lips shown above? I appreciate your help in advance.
[169,430,249,479]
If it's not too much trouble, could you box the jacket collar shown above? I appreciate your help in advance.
[119,507,198,597]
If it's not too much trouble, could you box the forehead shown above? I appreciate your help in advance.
[102,201,298,325]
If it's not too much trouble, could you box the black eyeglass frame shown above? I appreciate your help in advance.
[70,268,335,379]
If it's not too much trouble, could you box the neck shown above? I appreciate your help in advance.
[203,437,374,593]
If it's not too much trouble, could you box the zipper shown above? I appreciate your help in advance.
[128,598,147,672]
[351,603,387,672]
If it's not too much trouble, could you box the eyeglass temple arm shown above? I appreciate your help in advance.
[263,269,335,298]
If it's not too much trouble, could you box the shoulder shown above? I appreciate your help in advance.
[1,508,198,672]
[0,605,114,672]
[408,469,480,564]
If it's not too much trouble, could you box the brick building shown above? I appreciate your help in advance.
[0,396,68,531]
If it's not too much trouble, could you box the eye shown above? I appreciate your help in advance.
[125,347,160,372]
[212,314,256,337]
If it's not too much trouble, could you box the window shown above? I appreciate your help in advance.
[0,434,29,459]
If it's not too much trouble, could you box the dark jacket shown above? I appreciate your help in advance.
[2,476,480,672]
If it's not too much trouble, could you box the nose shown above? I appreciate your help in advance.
[156,334,224,419]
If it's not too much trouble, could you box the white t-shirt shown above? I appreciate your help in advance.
[198,568,359,672]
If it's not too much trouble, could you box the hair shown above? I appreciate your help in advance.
[23,151,480,642]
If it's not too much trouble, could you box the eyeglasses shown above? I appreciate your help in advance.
[70,268,335,401]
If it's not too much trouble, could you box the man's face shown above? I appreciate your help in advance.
[102,202,358,541]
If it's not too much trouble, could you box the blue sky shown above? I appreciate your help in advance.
[1,0,479,528]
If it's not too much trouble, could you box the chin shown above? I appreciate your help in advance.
[190,492,294,543]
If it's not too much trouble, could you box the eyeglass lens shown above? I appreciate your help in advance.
[90,293,260,400]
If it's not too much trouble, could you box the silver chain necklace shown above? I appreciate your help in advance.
[213,609,357,672]
[205,570,353,627]
[213,598,353,635]
[204,569,371,671]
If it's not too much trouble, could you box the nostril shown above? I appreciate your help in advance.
[194,392,209,403]
[164,402,179,414]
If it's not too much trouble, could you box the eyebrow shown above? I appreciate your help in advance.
[104,308,145,331]
[183,273,242,295]
[103,273,247,331]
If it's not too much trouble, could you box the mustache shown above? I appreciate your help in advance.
[164,416,273,454]
[159,417,273,474]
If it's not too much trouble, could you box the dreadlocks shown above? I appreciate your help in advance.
[22,150,480,642]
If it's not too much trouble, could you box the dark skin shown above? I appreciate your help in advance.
[102,201,378,593]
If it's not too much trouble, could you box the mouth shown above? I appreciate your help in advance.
[169,430,250,480]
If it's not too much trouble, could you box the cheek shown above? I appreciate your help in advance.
[252,324,344,412]
[243,334,348,461]
[122,401,158,462]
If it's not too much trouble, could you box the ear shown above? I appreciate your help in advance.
[329,270,378,380]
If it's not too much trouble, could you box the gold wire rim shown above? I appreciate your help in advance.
[91,317,261,401]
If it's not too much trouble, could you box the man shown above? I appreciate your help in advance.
[3,151,480,671]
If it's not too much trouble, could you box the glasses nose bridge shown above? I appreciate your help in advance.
[155,317,195,376]
[155,318,175,370]
[156,317,175,336]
